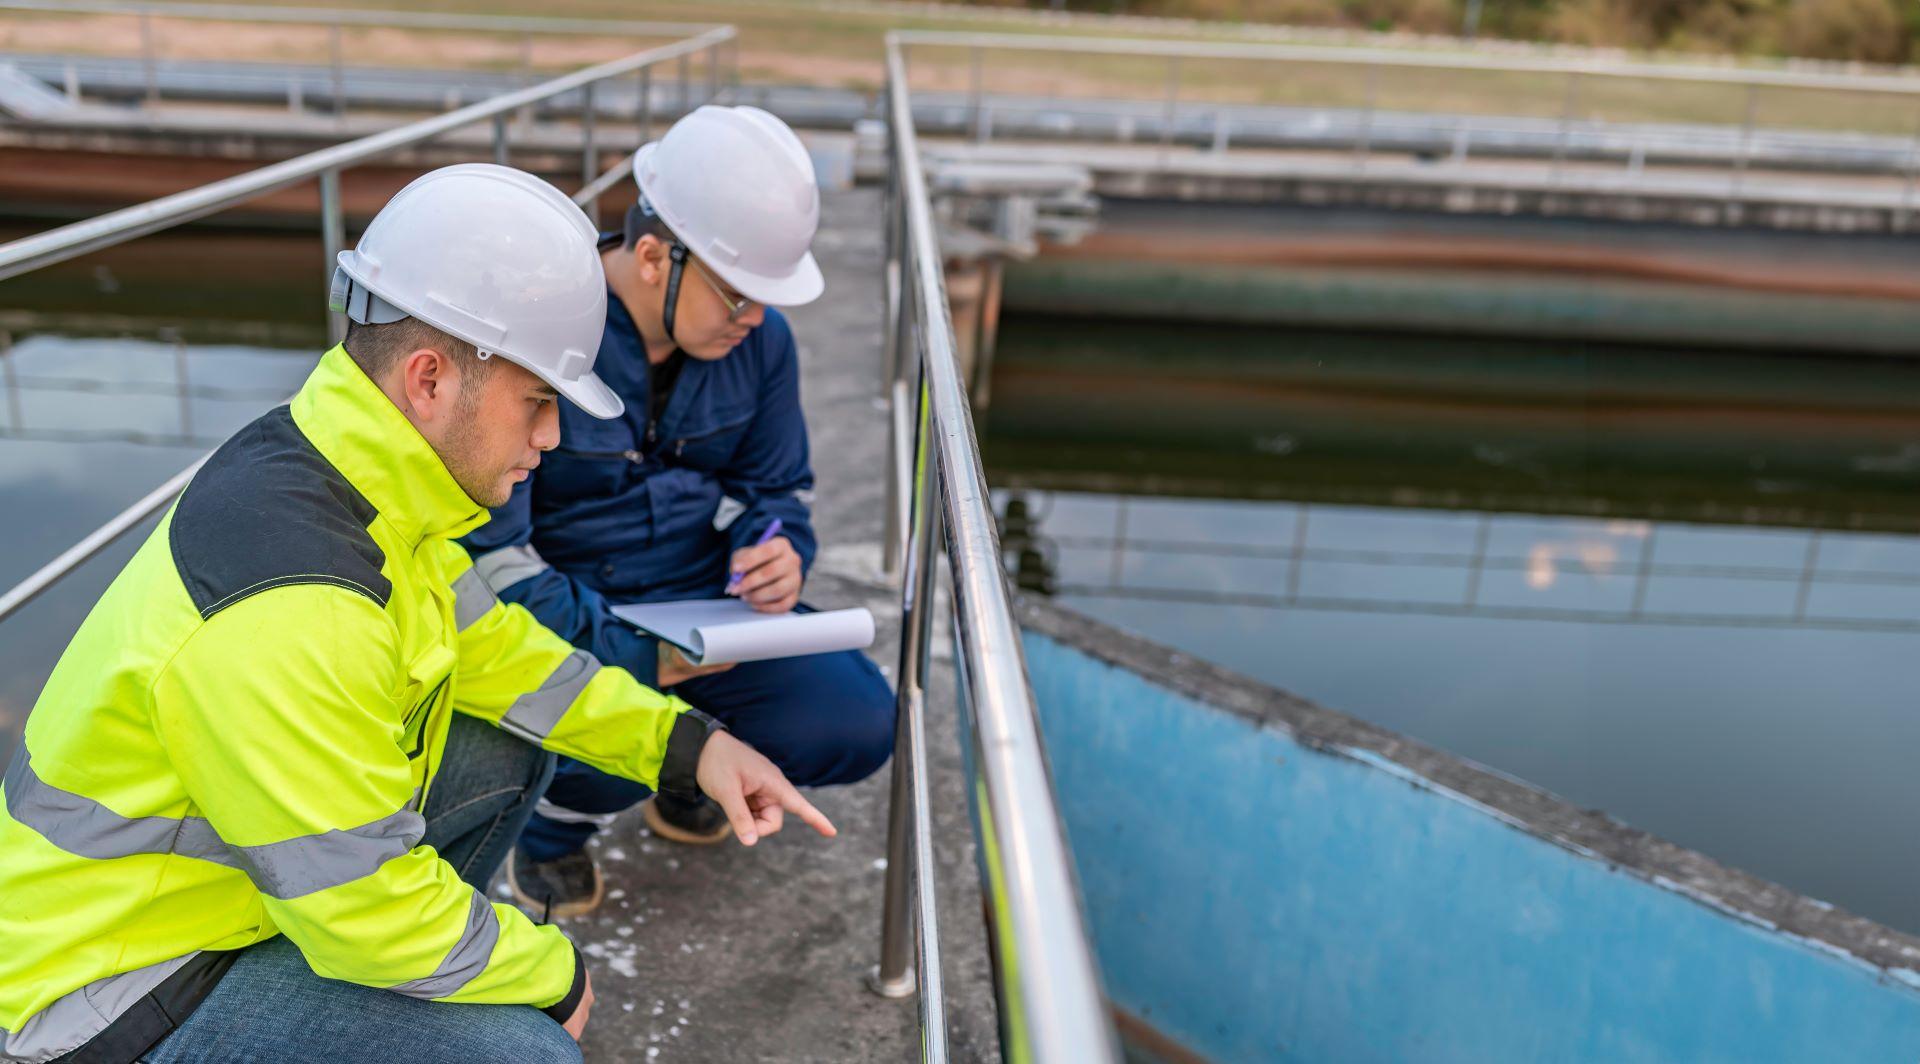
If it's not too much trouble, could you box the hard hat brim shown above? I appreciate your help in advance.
[547,367,625,420]
[708,250,825,309]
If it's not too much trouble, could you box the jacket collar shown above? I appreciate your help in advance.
[291,345,489,546]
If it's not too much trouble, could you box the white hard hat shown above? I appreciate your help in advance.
[331,163,622,419]
[632,105,824,307]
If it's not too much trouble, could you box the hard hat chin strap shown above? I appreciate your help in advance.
[662,241,689,347]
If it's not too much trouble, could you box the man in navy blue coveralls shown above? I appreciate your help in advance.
[463,106,894,914]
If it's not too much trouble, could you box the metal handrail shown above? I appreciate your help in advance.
[888,27,1920,217]
[0,0,721,37]
[0,25,731,281]
[1,0,735,138]
[890,29,1920,95]
[871,31,1120,1062]
[0,22,731,624]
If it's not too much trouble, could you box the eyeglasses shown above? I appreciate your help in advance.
[689,257,755,323]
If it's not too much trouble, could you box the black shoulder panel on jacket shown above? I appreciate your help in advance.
[170,405,391,619]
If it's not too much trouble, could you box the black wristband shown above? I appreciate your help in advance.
[539,944,588,1025]
[660,708,726,799]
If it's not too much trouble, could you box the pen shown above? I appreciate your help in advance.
[727,518,784,595]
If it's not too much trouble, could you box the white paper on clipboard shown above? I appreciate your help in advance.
[609,598,876,666]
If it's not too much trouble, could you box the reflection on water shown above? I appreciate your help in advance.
[0,225,328,750]
[985,314,1920,936]
[0,334,317,751]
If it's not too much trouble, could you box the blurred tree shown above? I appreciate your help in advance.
[1782,0,1909,61]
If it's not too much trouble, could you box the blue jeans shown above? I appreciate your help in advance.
[519,647,896,862]
[140,715,577,1064]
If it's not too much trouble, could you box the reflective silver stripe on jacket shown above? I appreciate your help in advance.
[472,543,551,593]
[533,797,619,828]
[225,801,425,900]
[0,953,197,1063]
[498,650,601,746]
[3,750,235,867]
[450,565,499,631]
[386,889,500,999]
[5,749,422,899]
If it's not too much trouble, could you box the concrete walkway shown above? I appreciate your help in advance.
[518,186,1004,1063]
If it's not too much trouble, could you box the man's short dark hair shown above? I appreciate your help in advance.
[343,317,491,384]
[623,202,678,251]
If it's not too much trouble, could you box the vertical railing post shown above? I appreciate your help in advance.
[872,344,935,999]
[707,41,720,104]
[328,22,346,121]
[1899,107,1920,232]
[1630,527,1658,618]
[638,66,653,144]
[320,169,346,347]
[1463,514,1492,608]
[1792,531,1821,622]
[968,45,985,143]
[1286,504,1310,603]
[880,103,913,583]
[139,11,158,103]
[1728,82,1758,212]
[580,82,598,195]
[1551,70,1580,182]
[0,331,21,435]
[492,113,509,166]
[1354,62,1377,170]
[172,333,193,442]
[518,32,535,130]
[1159,55,1180,161]
[883,223,913,580]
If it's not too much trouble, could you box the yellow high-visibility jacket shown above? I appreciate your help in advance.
[0,345,716,1062]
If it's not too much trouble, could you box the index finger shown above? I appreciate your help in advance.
[777,780,837,838]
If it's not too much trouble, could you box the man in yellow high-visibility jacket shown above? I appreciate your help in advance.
[0,165,834,1064]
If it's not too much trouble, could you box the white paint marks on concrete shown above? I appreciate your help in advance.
[580,938,641,979]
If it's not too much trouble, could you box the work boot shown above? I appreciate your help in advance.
[506,846,604,920]
[643,792,733,845]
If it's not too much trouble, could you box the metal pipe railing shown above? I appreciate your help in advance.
[0,23,730,626]
[0,0,727,126]
[872,32,1120,1063]
[0,0,719,41]
[888,29,1920,95]
[0,25,732,282]
[889,29,1920,215]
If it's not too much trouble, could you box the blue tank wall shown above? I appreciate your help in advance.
[1021,629,1920,1063]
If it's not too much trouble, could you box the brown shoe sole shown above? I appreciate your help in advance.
[642,797,733,845]
[505,853,605,920]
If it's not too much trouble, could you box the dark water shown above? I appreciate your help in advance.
[6,226,1920,942]
[982,313,1920,937]
[0,227,327,754]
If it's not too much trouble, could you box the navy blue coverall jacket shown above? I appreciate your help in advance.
[463,295,817,690]
[462,282,894,860]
